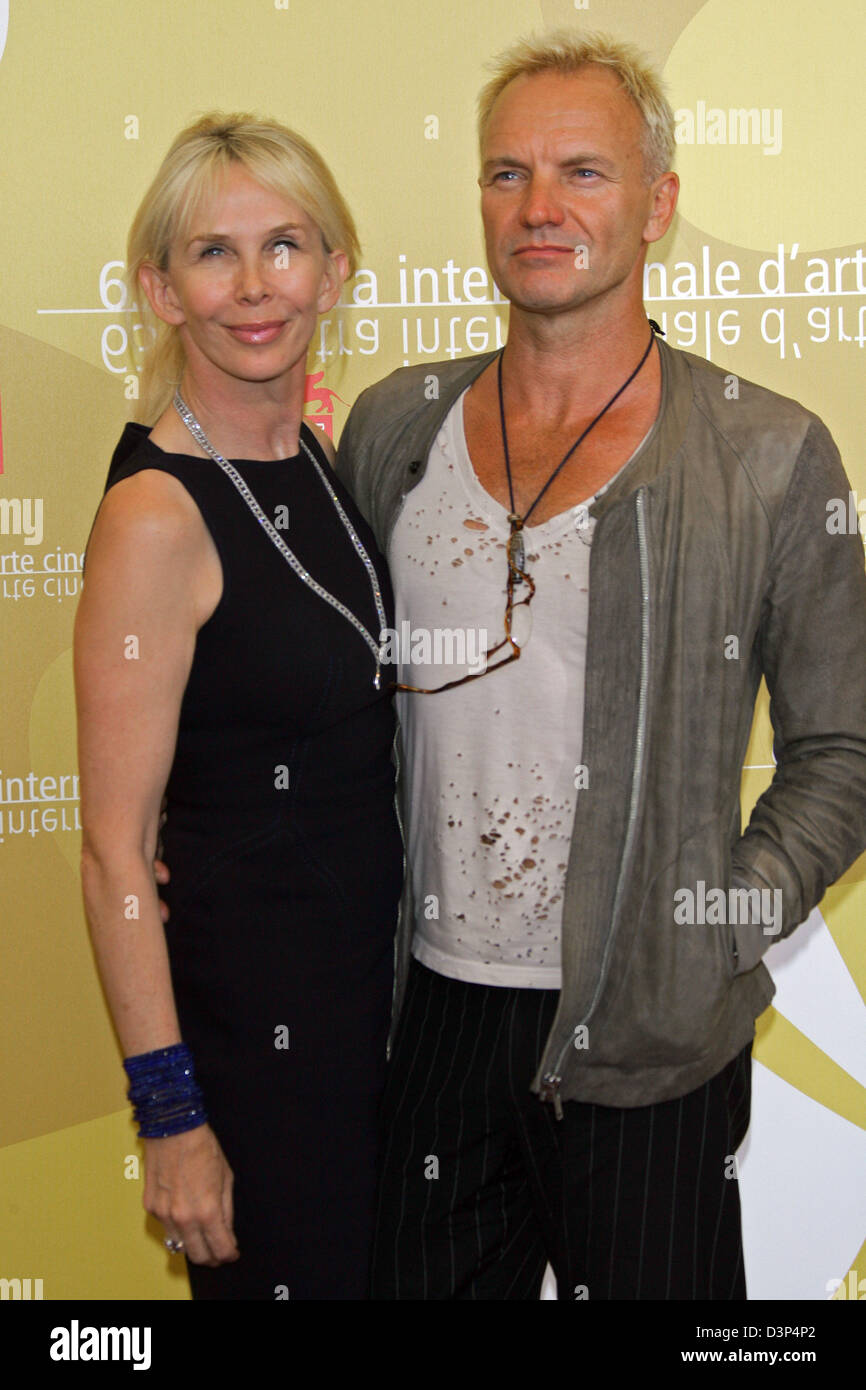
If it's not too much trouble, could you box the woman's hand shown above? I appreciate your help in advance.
[143,1124,239,1267]
[153,858,170,923]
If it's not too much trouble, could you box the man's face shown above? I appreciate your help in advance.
[479,67,676,320]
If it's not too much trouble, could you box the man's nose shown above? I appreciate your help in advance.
[520,175,565,227]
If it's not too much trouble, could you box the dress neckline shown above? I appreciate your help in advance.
[127,419,322,466]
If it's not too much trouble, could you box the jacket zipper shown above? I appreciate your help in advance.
[386,724,408,1062]
[541,487,651,1117]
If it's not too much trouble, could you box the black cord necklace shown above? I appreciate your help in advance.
[497,322,658,576]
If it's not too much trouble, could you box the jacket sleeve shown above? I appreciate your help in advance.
[730,417,866,972]
[335,383,389,545]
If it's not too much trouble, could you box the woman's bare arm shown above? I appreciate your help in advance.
[75,469,237,1266]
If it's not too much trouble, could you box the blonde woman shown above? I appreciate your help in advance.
[75,115,402,1300]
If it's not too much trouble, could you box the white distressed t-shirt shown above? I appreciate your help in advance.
[388,389,626,988]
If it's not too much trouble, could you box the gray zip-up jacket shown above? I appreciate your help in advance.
[335,337,866,1108]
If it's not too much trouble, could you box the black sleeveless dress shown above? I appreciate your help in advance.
[104,422,403,1300]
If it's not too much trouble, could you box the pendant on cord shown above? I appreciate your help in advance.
[507,514,525,583]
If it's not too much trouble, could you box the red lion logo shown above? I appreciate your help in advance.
[303,372,345,442]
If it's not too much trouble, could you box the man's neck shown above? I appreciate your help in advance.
[500,302,656,420]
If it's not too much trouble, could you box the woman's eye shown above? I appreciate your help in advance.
[200,245,226,258]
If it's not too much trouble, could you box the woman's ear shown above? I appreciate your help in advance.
[317,250,349,315]
[138,262,186,326]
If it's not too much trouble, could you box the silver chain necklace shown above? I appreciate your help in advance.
[172,390,386,688]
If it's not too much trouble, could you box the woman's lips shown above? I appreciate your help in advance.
[226,321,285,344]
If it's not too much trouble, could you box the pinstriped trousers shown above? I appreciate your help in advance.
[370,960,752,1301]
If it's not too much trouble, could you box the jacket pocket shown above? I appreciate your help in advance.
[729,871,781,975]
[598,821,737,1065]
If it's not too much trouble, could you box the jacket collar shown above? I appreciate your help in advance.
[399,351,497,475]
[589,336,694,520]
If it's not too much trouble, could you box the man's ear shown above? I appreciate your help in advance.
[317,250,349,315]
[643,172,679,246]
[138,262,186,326]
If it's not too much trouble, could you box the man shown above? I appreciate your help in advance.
[336,31,866,1300]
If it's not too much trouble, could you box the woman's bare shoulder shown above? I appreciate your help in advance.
[96,467,207,546]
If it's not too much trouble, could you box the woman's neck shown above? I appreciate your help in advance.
[155,366,307,461]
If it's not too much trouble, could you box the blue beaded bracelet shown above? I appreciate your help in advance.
[123,1042,208,1138]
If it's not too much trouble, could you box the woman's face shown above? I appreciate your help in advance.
[144,163,346,392]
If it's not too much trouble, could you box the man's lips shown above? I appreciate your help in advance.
[513,244,577,257]
[226,321,286,343]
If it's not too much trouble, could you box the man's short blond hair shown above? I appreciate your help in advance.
[477,30,675,182]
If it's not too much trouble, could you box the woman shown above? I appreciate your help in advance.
[74,114,403,1300]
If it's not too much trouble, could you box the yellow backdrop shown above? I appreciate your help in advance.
[0,0,863,1300]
